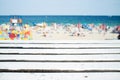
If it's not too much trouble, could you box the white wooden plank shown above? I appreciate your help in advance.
[0,62,120,70]
[0,40,120,44]
[0,55,120,61]
[0,49,119,54]
[0,44,120,48]
[0,73,120,80]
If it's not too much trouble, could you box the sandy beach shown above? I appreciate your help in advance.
[0,24,118,40]
[32,30,118,40]
[31,24,119,40]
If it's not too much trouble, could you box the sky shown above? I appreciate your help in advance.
[0,0,120,15]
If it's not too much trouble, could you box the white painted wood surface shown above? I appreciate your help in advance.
[0,55,120,61]
[0,49,120,54]
[0,40,120,80]
[0,73,120,80]
[0,40,120,43]
[0,44,120,48]
[0,62,120,70]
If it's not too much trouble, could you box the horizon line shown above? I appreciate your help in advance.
[0,15,120,16]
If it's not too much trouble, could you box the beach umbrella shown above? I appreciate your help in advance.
[9,30,18,40]
[25,31,30,36]
[9,33,16,40]
[82,24,92,31]
[0,31,2,35]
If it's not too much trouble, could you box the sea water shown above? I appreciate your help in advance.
[0,16,120,27]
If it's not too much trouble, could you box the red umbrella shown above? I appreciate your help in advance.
[9,33,16,40]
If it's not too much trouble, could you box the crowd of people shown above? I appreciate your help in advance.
[0,19,32,40]
[0,18,120,40]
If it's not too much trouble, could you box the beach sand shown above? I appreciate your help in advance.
[31,26,118,40]
[0,23,119,40]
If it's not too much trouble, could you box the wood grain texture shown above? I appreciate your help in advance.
[0,73,120,80]
[0,40,120,80]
